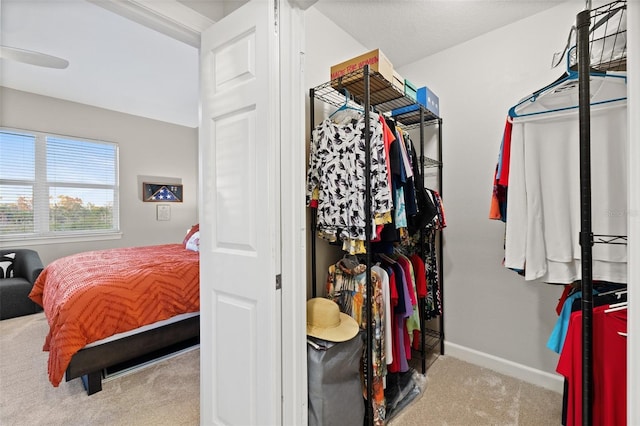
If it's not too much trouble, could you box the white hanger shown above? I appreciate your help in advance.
[604,301,627,313]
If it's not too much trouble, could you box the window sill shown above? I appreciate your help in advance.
[0,232,123,248]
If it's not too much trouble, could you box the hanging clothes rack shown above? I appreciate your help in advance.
[308,64,443,425]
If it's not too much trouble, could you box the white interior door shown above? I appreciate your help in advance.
[199,1,282,424]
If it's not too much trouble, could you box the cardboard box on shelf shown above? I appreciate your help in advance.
[330,49,394,84]
[392,71,404,92]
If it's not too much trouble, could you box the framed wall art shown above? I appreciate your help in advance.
[143,182,183,202]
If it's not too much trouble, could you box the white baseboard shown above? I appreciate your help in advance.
[444,342,564,394]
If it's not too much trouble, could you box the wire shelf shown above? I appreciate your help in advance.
[593,234,627,245]
[570,0,627,72]
[423,156,442,169]
[311,69,439,126]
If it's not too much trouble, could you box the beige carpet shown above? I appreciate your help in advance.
[0,313,199,426]
[1,313,562,425]
[388,356,563,426]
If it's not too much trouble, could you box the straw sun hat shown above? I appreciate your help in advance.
[306,298,359,342]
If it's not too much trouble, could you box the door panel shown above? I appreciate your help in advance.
[213,108,257,253]
[199,1,281,424]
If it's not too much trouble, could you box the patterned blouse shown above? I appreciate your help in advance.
[306,113,392,245]
[326,258,387,426]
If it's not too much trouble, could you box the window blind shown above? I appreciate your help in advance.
[0,128,119,239]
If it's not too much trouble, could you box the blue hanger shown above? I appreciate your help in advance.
[329,89,363,119]
[508,46,626,119]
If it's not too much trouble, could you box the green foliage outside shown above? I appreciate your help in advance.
[0,195,113,234]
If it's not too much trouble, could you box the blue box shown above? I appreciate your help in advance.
[391,85,440,118]
[417,86,439,117]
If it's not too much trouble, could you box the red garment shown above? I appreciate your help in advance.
[555,285,572,316]
[409,254,427,298]
[556,306,627,426]
[497,119,513,187]
[396,256,417,306]
[431,190,447,229]
[489,118,512,221]
[371,224,384,242]
[412,329,421,350]
[489,167,503,220]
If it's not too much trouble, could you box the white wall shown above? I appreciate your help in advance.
[0,87,199,265]
[397,0,620,386]
[304,7,370,294]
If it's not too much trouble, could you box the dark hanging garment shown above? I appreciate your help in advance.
[407,140,438,235]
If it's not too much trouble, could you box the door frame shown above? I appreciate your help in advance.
[98,0,312,424]
[278,3,309,424]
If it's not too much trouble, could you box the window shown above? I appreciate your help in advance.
[0,128,119,241]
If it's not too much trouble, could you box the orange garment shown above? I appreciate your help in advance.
[379,115,396,191]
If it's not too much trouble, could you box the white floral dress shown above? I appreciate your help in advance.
[306,113,392,246]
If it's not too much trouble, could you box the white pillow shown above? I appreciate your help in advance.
[0,252,16,278]
[185,231,200,252]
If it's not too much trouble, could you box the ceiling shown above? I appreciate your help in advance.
[314,0,567,68]
[1,0,566,128]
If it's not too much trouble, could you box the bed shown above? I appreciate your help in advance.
[29,242,200,395]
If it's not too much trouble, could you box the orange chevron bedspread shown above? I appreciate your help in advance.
[29,244,200,387]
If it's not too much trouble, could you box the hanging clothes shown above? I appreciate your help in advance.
[501,105,628,284]
[391,253,421,351]
[423,226,442,320]
[489,118,512,222]
[409,254,427,348]
[325,257,387,426]
[306,113,393,253]
[556,305,627,426]
[407,137,439,235]
[372,264,394,366]
[379,116,396,193]
[378,119,440,243]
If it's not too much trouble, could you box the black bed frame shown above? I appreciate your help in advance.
[64,315,200,395]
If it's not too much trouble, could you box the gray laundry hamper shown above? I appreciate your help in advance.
[307,333,364,426]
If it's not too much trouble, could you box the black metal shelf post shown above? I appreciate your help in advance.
[577,9,594,426]
[576,2,628,424]
[437,118,445,357]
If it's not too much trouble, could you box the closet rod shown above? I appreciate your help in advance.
[577,9,594,426]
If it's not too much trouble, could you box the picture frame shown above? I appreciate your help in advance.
[143,182,183,202]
